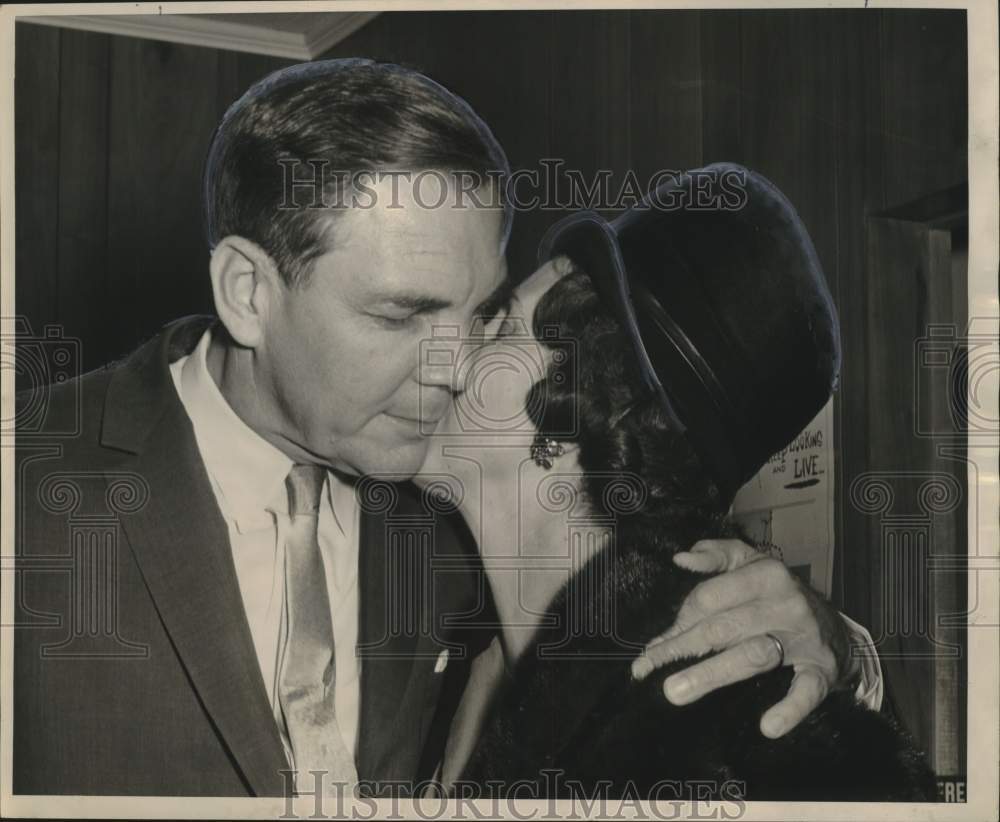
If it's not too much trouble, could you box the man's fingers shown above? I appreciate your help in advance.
[759,667,829,738]
[662,557,795,641]
[672,544,730,574]
[631,602,770,680]
[660,633,784,705]
[673,539,765,575]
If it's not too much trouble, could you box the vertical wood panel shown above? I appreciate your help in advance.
[700,11,742,163]
[14,23,61,340]
[864,216,938,755]
[630,11,702,178]
[398,12,554,283]
[324,10,453,78]
[738,10,839,248]
[106,37,220,359]
[829,9,887,617]
[57,29,111,372]
[880,10,968,204]
[547,10,632,230]
[441,12,554,283]
[864,215,968,765]
[924,225,966,777]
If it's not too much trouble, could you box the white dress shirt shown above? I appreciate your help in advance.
[842,614,884,710]
[170,329,361,764]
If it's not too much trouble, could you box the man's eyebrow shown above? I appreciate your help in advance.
[374,294,451,312]
[473,277,515,318]
[368,277,513,316]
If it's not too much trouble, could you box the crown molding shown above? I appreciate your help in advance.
[303,12,378,57]
[21,12,379,60]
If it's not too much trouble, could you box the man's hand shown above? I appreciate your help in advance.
[630,539,860,739]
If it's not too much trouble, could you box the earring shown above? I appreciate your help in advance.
[530,435,565,469]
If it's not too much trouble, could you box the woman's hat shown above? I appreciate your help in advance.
[537,162,841,503]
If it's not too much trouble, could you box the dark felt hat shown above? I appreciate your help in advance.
[537,162,841,502]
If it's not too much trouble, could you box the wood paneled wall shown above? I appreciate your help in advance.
[322,7,968,627]
[14,22,294,369]
[15,9,967,374]
[14,8,968,766]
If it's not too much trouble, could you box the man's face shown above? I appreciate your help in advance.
[418,258,571,485]
[254,175,507,478]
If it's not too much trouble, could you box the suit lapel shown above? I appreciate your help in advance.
[103,318,288,796]
[355,484,425,780]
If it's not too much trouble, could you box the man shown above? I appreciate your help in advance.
[13,59,880,798]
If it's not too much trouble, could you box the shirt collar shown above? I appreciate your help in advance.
[178,329,294,532]
[329,475,358,545]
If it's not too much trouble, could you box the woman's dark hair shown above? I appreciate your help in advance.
[203,59,511,286]
[526,267,730,549]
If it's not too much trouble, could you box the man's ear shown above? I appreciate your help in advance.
[209,236,280,348]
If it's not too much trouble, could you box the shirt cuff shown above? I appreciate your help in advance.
[839,612,883,711]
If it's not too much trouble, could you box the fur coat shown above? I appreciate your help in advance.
[460,519,936,802]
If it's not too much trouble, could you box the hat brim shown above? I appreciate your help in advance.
[537,210,686,435]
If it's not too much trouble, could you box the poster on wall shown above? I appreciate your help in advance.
[730,398,836,597]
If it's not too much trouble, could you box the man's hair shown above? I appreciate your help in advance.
[526,267,729,547]
[203,58,512,286]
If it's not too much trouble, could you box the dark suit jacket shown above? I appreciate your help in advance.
[13,316,495,796]
[461,519,936,801]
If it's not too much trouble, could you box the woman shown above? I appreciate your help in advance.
[420,164,934,800]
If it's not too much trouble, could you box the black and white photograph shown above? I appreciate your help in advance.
[1,1,997,819]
